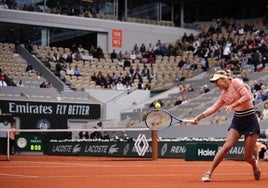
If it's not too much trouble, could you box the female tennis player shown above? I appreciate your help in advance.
[192,70,261,182]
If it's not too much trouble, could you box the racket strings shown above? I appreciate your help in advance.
[145,110,172,130]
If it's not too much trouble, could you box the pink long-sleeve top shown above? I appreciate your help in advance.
[202,78,253,117]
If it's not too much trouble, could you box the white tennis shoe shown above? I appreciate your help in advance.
[201,172,212,182]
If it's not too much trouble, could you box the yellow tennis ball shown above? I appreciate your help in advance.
[154,102,161,109]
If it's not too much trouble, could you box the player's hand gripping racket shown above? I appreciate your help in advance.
[145,109,195,130]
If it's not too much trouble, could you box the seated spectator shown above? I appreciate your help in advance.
[89,126,102,139]
[110,49,118,63]
[123,57,131,70]
[46,82,52,88]
[147,54,155,65]
[124,81,132,94]
[7,78,16,86]
[102,131,110,140]
[187,84,194,92]
[79,125,89,139]
[200,58,209,71]
[200,84,210,94]
[73,65,81,76]
[17,80,24,87]
[175,72,186,82]
[36,72,42,79]
[129,50,137,63]
[174,96,184,106]
[177,58,186,70]
[262,101,268,120]
[25,63,34,73]
[80,51,90,61]
[0,75,7,86]
[66,65,74,75]
[116,80,125,90]
[143,81,151,90]
[87,53,94,64]
[177,84,188,94]
[111,131,119,140]
[55,61,62,76]
[39,82,47,88]
[241,72,249,82]
[120,131,129,140]
[95,72,107,88]
[254,85,267,102]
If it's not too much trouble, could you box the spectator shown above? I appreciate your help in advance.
[241,72,249,82]
[143,81,151,90]
[140,43,146,55]
[251,50,260,72]
[123,57,131,70]
[254,85,267,102]
[111,131,119,140]
[262,101,268,120]
[46,82,52,88]
[175,72,186,82]
[0,75,7,87]
[200,84,210,94]
[187,84,194,92]
[79,125,89,139]
[55,62,62,76]
[129,50,136,63]
[95,73,107,88]
[39,82,47,88]
[200,58,209,71]
[36,72,42,79]
[110,49,117,63]
[120,131,129,140]
[132,69,143,83]
[25,39,33,52]
[116,80,125,90]
[73,65,81,76]
[66,65,74,75]
[102,131,110,140]
[17,80,24,87]
[177,57,186,70]
[177,84,188,94]
[174,96,184,106]
[124,81,132,94]
[89,126,102,139]
[80,51,90,61]
[25,63,34,73]
[7,78,16,86]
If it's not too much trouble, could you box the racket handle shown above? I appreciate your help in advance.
[181,119,195,124]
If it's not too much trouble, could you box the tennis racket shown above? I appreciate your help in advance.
[145,109,195,130]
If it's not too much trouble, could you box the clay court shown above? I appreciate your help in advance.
[0,155,267,188]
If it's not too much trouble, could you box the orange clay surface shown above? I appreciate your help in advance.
[0,155,267,188]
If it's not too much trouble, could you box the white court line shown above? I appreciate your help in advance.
[3,159,268,169]
[0,162,257,169]
[1,172,266,179]
[0,173,39,178]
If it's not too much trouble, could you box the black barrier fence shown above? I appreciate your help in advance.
[0,138,246,160]
[42,140,245,160]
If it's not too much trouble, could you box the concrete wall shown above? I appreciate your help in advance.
[85,88,150,122]
[0,9,199,52]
